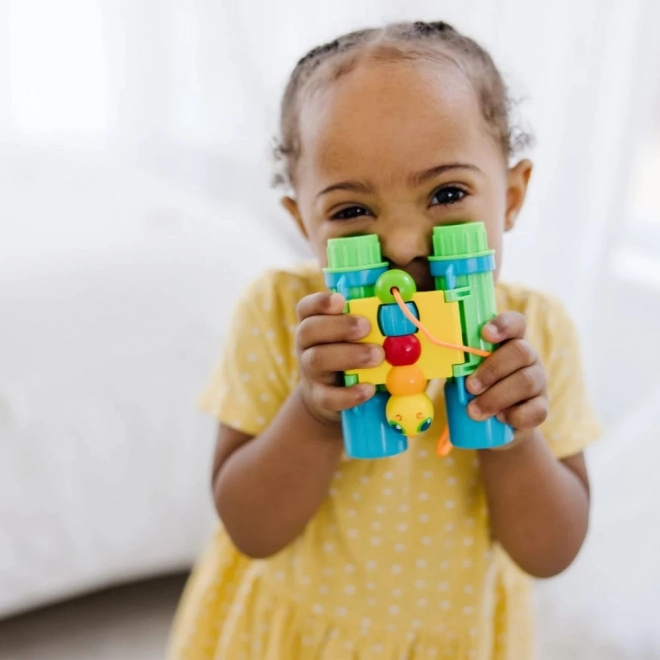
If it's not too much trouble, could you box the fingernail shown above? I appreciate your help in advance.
[351,318,370,340]
[468,377,483,395]
[484,323,498,338]
[330,293,345,308]
[370,346,383,364]
[469,402,483,420]
[358,317,371,334]
[360,383,375,400]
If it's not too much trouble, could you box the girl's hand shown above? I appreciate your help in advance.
[465,312,548,434]
[295,292,384,425]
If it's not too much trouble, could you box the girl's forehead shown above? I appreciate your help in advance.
[297,60,492,179]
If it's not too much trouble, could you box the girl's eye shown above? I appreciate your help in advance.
[431,186,467,206]
[331,206,371,221]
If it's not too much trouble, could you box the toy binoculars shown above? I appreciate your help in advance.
[323,222,514,459]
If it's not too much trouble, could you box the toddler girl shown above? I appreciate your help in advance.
[168,20,600,660]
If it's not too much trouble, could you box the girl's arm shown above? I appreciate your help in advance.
[212,385,343,559]
[466,312,591,577]
[478,436,589,577]
[212,291,381,558]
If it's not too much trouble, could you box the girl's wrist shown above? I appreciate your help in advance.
[477,428,539,463]
[292,384,344,444]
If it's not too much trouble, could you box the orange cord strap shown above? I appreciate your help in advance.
[436,426,452,456]
[391,288,491,358]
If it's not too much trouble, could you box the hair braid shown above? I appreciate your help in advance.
[273,21,531,188]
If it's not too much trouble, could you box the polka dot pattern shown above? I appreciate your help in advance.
[175,264,600,660]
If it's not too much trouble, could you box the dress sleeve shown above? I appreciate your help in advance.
[536,297,602,458]
[198,272,295,437]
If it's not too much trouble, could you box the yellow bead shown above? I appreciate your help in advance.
[386,393,434,437]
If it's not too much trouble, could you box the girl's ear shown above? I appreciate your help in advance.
[505,159,533,231]
[281,196,308,238]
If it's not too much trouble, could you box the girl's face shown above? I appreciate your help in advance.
[283,58,532,288]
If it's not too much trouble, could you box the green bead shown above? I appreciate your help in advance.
[375,269,416,303]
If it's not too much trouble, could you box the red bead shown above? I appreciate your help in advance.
[383,335,421,366]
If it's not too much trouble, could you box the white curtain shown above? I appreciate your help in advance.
[2,0,659,477]
[107,0,660,413]
[6,1,658,296]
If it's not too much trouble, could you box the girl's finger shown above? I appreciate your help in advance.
[468,365,546,420]
[498,396,549,429]
[466,339,538,395]
[297,314,371,351]
[481,312,527,344]
[301,342,384,380]
[296,292,345,321]
[311,382,376,413]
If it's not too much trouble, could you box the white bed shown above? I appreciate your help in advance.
[0,143,299,618]
[1,143,658,658]
[534,388,660,658]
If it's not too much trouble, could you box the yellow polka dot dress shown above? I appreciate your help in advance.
[167,263,600,660]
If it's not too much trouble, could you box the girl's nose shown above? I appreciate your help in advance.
[379,226,434,291]
[379,226,431,269]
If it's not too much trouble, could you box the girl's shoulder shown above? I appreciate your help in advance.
[241,260,325,308]
[239,273,577,344]
[496,281,582,370]
[239,272,579,362]
[496,281,574,327]
[496,281,564,315]
[497,283,601,457]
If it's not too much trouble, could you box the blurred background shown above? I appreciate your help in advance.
[1,0,659,658]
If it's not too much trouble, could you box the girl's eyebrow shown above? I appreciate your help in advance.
[409,162,484,187]
[316,162,483,200]
[316,179,374,200]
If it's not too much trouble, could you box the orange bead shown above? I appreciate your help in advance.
[386,365,427,396]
